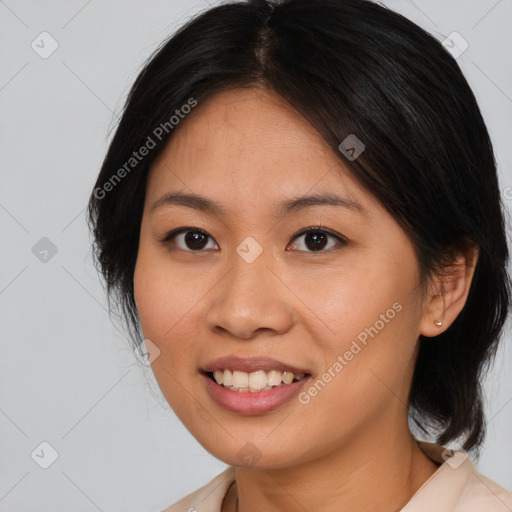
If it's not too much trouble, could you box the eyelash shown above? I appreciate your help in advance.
[159,226,347,254]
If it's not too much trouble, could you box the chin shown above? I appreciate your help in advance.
[196,434,306,470]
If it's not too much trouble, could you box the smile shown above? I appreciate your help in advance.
[201,371,311,414]
[209,369,308,392]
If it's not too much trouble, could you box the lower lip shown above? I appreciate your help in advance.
[201,373,310,414]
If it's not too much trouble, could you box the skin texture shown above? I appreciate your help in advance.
[133,86,478,512]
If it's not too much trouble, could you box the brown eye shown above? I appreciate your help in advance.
[288,227,346,253]
[161,228,218,251]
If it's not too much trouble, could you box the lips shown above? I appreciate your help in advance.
[200,356,312,414]
[201,356,311,375]
[201,372,310,414]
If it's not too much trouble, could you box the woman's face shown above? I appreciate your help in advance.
[134,86,428,468]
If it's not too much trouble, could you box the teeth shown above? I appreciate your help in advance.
[211,369,307,391]
[267,370,282,387]
[248,370,267,391]
[223,369,233,387]
[232,370,249,389]
[282,371,294,385]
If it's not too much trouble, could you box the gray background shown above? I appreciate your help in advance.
[1,0,511,511]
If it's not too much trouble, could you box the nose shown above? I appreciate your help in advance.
[205,247,296,340]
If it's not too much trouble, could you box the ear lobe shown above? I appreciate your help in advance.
[420,245,479,338]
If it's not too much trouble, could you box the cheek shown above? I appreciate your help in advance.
[134,254,204,418]
[133,249,203,343]
[291,258,400,341]
[295,257,419,397]
[133,258,167,339]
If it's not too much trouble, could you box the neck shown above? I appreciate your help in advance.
[224,422,439,512]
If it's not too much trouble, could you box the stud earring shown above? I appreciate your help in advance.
[434,320,442,328]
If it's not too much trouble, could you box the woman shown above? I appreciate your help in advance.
[87,0,512,510]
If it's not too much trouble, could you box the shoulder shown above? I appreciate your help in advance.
[405,442,512,512]
[460,469,512,511]
[161,466,235,512]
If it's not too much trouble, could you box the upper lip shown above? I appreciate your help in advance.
[201,356,311,375]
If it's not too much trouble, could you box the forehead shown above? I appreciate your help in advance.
[146,87,374,215]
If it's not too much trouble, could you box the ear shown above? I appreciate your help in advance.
[420,245,479,337]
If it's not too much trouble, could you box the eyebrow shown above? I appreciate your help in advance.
[150,191,368,218]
